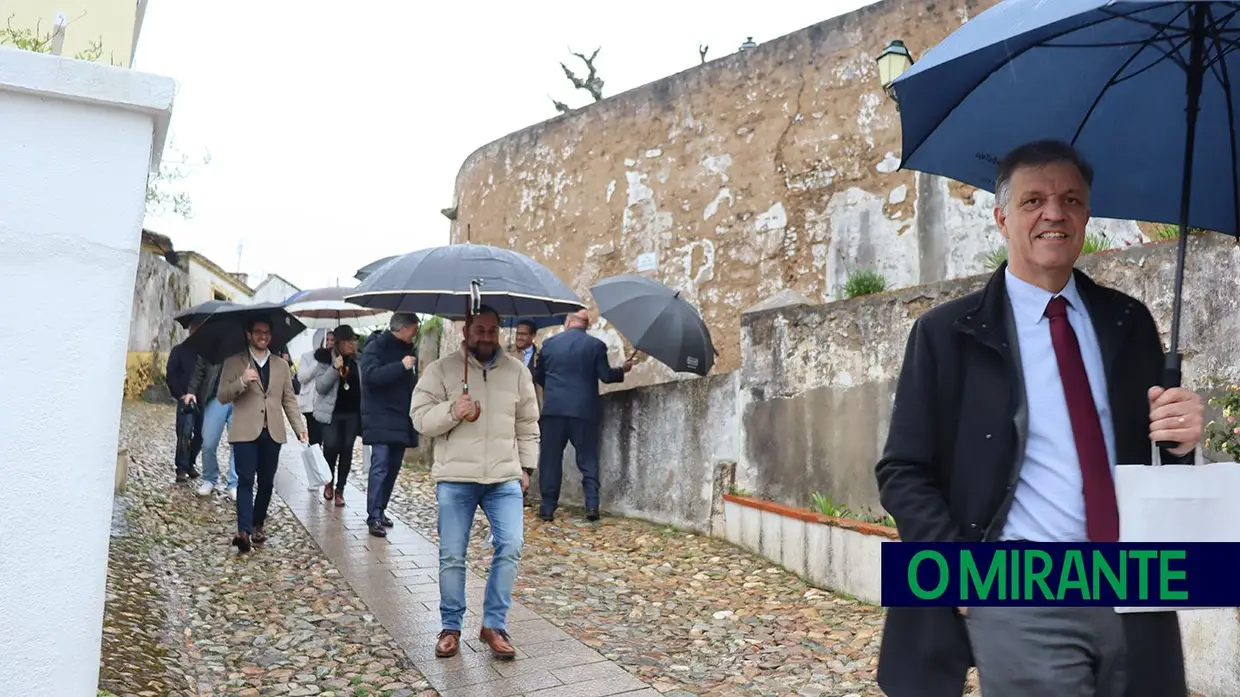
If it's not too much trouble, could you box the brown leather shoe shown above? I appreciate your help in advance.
[334,491,345,507]
[435,630,460,658]
[479,627,516,660]
[322,482,334,500]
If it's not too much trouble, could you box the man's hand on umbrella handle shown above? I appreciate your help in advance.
[402,355,415,370]
[242,367,259,385]
[182,394,197,406]
[452,394,476,421]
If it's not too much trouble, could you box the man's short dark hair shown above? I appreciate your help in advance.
[470,305,500,323]
[516,319,536,334]
[246,317,271,332]
[995,139,1094,211]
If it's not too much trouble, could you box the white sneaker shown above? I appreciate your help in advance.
[196,481,215,497]
[227,487,238,501]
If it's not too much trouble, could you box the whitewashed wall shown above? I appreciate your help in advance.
[0,47,174,694]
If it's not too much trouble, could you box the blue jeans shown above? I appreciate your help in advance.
[201,398,237,488]
[367,444,405,524]
[437,479,524,631]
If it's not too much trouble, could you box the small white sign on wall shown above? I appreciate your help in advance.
[635,252,657,272]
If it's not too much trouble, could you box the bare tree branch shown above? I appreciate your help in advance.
[699,44,709,64]
[560,46,604,102]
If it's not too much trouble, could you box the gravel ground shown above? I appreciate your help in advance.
[101,402,436,697]
[363,455,953,697]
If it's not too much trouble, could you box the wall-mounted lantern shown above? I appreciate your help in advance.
[876,39,914,106]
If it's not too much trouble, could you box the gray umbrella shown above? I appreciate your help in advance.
[590,275,717,376]
[174,300,237,329]
[344,243,584,319]
[353,255,400,281]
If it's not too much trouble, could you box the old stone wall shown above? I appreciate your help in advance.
[448,0,1154,388]
[125,249,190,400]
[572,236,1240,528]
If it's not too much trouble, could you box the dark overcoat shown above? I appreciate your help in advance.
[875,264,1190,697]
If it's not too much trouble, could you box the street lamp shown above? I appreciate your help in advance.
[876,39,914,105]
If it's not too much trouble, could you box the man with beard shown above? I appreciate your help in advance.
[359,312,420,538]
[217,317,307,553]
[411,306,540,661]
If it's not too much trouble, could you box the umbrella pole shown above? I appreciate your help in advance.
[1159,6,1206,449]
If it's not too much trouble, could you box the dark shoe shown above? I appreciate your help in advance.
[381,515,394,528]
[478,627,516,660]
[252,527,267,544]
[586,509,600,522]
[232,532,252,553]
[323,482,334,500]
[368,521,387,537]
[435,630,461,658]
[186,467,200,479]
[175,471,189,483]
[538,512,554,522]
[334,491,345,507]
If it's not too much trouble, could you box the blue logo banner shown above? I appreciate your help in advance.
[880,542,1240,607]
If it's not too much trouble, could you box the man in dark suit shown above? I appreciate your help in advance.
[166,322,203,482]
[875,140,1205,697]
[532,309,631,521]
[359,312,420,538]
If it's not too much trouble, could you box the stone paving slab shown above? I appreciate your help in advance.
[273,446,656,697]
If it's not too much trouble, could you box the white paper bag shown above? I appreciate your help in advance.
[1114,445,1240,613]
[301,444,332,488]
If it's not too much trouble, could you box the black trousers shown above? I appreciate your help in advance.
[233,428,281,534]
[322,412,360,491]
[537,415,600,515]
[304,412,324,446]
[175,403,204,473]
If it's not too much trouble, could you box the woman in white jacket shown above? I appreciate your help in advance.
[297,328,333,446]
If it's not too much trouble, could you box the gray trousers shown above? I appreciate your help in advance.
[965,606,1127,696]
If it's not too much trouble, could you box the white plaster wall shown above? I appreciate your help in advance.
[0,47,174,695]
[186,259,248,305]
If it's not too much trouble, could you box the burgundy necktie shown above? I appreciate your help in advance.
[1044,296,1120,542]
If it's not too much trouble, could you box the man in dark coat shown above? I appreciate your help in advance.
[166,322,203,482]
[875,140,1205,697]
[359,312,420,538]
[532,309,631,521]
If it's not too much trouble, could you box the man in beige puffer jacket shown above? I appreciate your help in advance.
[410,306,540,662]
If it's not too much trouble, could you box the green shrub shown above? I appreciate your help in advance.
[842,270,887,298]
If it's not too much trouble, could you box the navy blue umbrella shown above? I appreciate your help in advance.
[891,0,1240,394]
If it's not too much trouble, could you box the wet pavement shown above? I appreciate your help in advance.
[274,444,658,697]
[103,403,435,696]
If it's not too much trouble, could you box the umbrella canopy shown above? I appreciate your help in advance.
[889,0,1240,389]
[354,255,400,282]
[284,286,392,329]
[183,301,307,365]
[345,243,585,319]
[174,300,236,329]
[501,314,568,331]
[590,275,717,376]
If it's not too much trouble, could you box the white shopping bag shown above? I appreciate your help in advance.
[301,444,332,489]
[1114,444,1240,613]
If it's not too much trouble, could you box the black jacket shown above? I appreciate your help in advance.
[358,330,418,447]
[165,342,198,399]
[875,265,1189,697]
[532,327,624,422]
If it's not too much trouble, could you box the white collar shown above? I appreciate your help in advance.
[1004,267,1085,325]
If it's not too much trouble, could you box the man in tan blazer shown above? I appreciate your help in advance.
[218,317,307,553]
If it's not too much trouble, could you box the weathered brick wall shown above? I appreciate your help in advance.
[448,0,1156,388]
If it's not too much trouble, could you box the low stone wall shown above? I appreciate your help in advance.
[737,235,1240,514]
[539,371,739,533]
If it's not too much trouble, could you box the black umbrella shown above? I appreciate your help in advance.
[174,300,236,329]
[344,243,584,319]
[183,302,307,365]
[590,275,717,376]
[354,255,400,282]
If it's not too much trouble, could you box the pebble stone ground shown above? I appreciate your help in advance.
[105,403,989,696]
[102,403,436,697]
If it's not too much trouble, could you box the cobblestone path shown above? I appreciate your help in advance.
[102,403,435,696]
